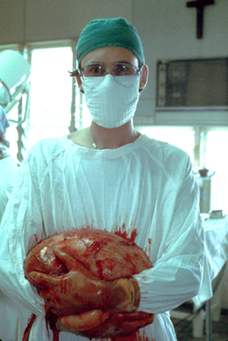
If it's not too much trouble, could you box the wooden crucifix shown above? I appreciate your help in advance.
[186,0,215,39]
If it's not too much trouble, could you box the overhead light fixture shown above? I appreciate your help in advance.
[0,50,31,124]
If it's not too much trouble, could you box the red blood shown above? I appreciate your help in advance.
[23,229,154,340]
[24,229,151,283]
[114,225,138,243]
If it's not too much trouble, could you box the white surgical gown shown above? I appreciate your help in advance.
[0,155,18,220]
[0,155,31,341]
[0,134,204,341]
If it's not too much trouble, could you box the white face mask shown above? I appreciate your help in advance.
[82,74,140,128]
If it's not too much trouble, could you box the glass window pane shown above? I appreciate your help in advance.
[0,47,21,161]
[136,126,195,162]
[29,47,72,127]
[205,130,228,213]
[26,46,73,150]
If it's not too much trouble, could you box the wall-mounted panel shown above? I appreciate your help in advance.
[156,58,228,108]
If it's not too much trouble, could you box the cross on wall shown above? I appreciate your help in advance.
[186,0,215,39]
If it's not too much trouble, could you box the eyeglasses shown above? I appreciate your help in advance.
[79,62,143,87]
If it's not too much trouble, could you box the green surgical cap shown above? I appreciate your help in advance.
[76,17,145,64]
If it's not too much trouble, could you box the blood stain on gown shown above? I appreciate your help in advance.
[113,223,138,243]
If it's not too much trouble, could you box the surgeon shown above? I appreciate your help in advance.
[0,18,204,341]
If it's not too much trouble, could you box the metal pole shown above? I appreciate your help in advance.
[205,299,212,341]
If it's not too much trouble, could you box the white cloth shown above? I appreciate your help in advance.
[0,155,18,220]
[0,134,205,341]
[192,216,228,308]
[0,156,31,341]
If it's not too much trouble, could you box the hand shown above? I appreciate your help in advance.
[29,248,140,316]
[55,310,155,338]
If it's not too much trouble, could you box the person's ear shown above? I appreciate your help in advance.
[76,73,84,94]
[139,65,149,91]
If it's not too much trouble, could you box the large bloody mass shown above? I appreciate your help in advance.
[24,229,154,340]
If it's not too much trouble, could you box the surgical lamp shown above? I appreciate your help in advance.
[0,50,31,124]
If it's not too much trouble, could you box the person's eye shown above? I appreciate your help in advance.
[86,65,105,76]
[114,63,131,76]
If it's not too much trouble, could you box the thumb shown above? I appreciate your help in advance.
[29,271,58,288]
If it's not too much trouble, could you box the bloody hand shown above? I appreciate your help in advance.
[55,310,155,338]
[29,248,140,316]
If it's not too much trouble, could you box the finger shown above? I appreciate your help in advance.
[53,248,99,279]
[115,311,154,321]
[29,271,58,288]
[60,310,110,331]
[53,248,85,272]
[119,314,155,329]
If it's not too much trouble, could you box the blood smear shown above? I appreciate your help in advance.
[114,225,138,243]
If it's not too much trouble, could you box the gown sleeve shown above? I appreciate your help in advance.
[134,155,205,314]
[0,149,46,317]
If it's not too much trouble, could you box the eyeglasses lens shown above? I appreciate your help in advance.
[82,63,141,87]
[83,64,106,77]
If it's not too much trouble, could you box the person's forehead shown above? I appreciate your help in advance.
[81,46,138,67]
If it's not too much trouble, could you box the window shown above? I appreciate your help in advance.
[205,129,228,213]
[136,125,195,163]
[26,44,73,150]
[0,45,22,162]
[3,41,84,161]
[136,125,228,213]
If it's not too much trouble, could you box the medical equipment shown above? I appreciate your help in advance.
[195,171,216,213]
[0,50,31,124]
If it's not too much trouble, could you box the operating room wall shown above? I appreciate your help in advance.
[132,0,228,125]
[0,0,228,124]
[0,0,133,42]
